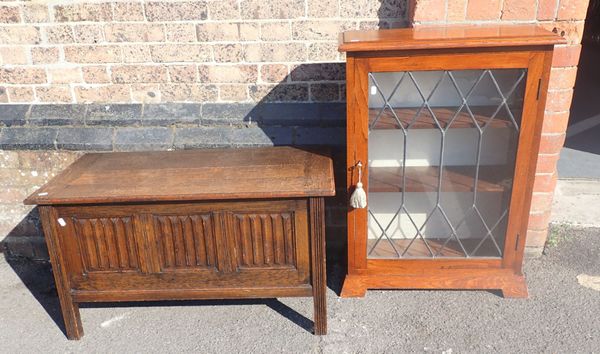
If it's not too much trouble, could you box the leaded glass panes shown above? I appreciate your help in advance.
[367,69,526,259]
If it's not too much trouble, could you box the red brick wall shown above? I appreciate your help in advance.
[410,0,590,253]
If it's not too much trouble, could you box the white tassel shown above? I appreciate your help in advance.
[350,161,367,209]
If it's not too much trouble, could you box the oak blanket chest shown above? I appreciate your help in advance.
[24,147,335,339]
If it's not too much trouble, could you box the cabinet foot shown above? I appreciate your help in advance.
[501,277,529,298]
[61,301,84,340]
[340,275,367,298]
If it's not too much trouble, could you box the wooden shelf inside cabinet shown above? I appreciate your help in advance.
[369,106,516,130]
[368,165,510,193]
[367,238,500,258]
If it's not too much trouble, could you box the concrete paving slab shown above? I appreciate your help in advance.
[1,225,599,353]
[552,179,600,227]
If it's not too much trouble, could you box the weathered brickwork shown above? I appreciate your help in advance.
[409,0,590,254]
[0,0,407,104]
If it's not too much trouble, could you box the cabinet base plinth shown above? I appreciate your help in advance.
[340,271,528,298]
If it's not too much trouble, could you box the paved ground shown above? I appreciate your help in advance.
[1,223,599,353]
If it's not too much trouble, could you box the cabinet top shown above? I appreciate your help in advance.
[339,24,565,52]
[24,147,335,205]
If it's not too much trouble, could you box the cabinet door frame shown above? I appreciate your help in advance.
[346,47,553,274]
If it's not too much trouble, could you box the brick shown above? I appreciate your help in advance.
[204,65,257,83]
[208,0,240,20]
[552,44,581,67]
[31,46,59,64]
[411,0,447,22]
[22,4,50,23]
[308,42,339,62]
[530,192,555,212]
[341,0,405,18]
[113,2,145,22]
[528,211,552,230]
[35,86,72,103]
[115,127,172,151]
[260,64,289,83]
[201,103,255,124]
[0,104,29,126]
[196,23,240,41]
[73,24,104,44]
[74,85,131,103]
[293,21,356,40]
[557,0,590,20]
[533,172,557,195]
[48,66,82,84]
[538,0,559,20]
[538,133,566,154]
[240,0,304,19]
[227,102,344,126]
[53,3,112,22]
[213,44,243,63]
[466,0,502,20]
[111,65,168,83]
[165,23,196,42]
[502,0,537,20]
[239,23,259,41]
[64,45,122,63]
[0,87,6,103]
[6,87,35,103]
[145,1,207,21]
[56,127,113,151]
[535,153,560,174]
[545,89,574,112]
[44,25,74,44]
[85,104,142,126]
[219,84,248,101]
[0,26,40,44]
[447,0,468,21]
[174,126,292,148]
[0,67,46,84]
[540,20,585,45]
[0,46,28,64]
[168,65,197,83]
[290,63,345,81]
[151,44,212,63]
[131,83,161,103]
[0,5,21,23]
[249,84,308,102]
[82,66,111,83]
[141,103,201,126]
[542,111,570,133]
[261,22,291,41]
[308,0,339,17]
[160,84,218,102]
[105,23,165,42]
[122,45,152,63]
[311,83,340,102]
[526,229,549,248]
[0,127,57,150]
[244,43,306,62]
[295,127,345,146]
[549,67,578,90]
[29,104,85,126]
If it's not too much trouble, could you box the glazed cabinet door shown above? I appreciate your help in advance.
[348,51,548,269]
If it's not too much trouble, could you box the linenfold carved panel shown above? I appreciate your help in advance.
[231,212,296,268]
[153,214,217,270]
[73,216,140,272]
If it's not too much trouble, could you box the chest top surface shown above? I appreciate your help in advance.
[339,24,566,53]
[24,147,335,205]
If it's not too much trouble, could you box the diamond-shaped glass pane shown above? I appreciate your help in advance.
[367,69,526,259]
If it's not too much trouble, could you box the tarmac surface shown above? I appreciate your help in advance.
[1,225,599,353]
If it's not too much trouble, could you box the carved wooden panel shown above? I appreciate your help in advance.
[73,216,140,272]
[153,214,217,270]
[230,212,296,268]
